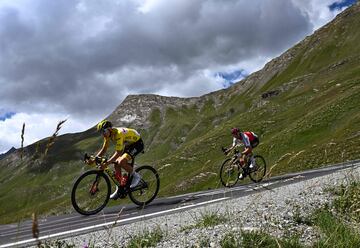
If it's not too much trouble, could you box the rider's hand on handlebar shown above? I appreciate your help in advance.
[85,157,95,165]
[221,147,229,155]
[99,161,108,170]
[96,157,108,170]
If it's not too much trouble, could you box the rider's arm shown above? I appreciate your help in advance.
[96,137,109,157]
[242,146,252,155]
[106,150,122,164]
[225,138,237,153]
[102,137,124,168]
[227,145,236,152]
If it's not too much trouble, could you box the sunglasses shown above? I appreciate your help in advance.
[102,128,110,136]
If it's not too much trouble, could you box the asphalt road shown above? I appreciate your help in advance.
[1,160,359,248]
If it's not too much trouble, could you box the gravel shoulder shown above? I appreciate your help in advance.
[50,165,360,247]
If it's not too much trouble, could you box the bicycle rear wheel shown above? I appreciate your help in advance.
[71,170,111,215]
[220,158,240,188]
[248,155,266,183]
[129,165,160,206]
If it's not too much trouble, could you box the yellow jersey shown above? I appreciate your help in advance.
[104,127,141,152]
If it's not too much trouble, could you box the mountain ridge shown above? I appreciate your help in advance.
[0,2,359,224]
[103,2,360,129]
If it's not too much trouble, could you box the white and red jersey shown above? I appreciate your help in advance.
[232,131,257,148]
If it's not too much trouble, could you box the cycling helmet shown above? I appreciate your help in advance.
[231,127,240,135]
[96,120,112,132]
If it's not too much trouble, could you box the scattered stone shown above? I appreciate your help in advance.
[261,90,281,99]
[50,166,360,248]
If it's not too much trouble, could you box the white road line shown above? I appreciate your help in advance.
[244,181,277,191]
[166,192,196,199]
[1,214,125,237]
[0,197,230,248]
[244,189,254,192]
[196,189,228,197]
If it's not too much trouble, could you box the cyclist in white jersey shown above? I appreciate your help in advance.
[224,128,259,179]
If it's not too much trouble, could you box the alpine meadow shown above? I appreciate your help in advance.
[0,2,359,224]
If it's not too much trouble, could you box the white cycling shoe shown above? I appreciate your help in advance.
[110,186,119,200]
[130,172,141,189]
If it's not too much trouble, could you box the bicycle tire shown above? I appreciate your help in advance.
[220,158,240,188]
[248,155,266,183]
[71,170,111,215]
[129,165,160,206]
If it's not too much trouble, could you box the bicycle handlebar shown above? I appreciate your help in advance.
[84,153,91,161]
[83,153,107,166]
[221,147,240,156]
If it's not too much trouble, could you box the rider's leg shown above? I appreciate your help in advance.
[110,158,128,200]
[239,148,253,180]
[239,155,246,167]
[243,147,252,165]
[239,149,252,166]
[116,155,133,174]
[120,139,144,188]
[116,153,141,188]
[110,155,140,199]
[248,152,256,169]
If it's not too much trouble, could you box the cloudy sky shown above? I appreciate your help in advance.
[0,0,356,153]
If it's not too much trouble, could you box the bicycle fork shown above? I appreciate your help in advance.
[89,175,101,195]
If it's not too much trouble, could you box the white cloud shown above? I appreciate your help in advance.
[136,0,160,13]
[291,0,343,31]
[0,112,97,153]
[155,69,222,97]
[0,0,352,152]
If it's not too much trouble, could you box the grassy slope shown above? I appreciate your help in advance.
[0,4,359,224]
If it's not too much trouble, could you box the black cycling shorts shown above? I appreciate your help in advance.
[251,136,259,148]
[124,138,144,158]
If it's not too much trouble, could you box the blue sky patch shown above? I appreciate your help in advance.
[329,0,356,11]
[216,70,248,88]
[0,112,16,121]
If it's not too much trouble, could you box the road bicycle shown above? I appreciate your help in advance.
[71,154,160,215]
[219,148,266,188]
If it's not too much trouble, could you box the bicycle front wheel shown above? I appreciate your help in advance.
[129,165,160,206]
[71,170,111,215]
[248,155,266,183]
[220,158,240,188]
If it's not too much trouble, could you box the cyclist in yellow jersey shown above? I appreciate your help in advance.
[88,120,144,200]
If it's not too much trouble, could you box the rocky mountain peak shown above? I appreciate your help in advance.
[107,94,201,128]
[0,147,17,161]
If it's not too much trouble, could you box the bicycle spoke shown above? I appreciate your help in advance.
[220,159,239,187]
[129,166,160,206]
[248,155,266,183]
[71,171,110,215]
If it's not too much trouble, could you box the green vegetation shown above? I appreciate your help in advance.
[223,175,360,248]
[181,211,228,232]
[126,227,164,248]
[220,233,240,248]
[332,180,360,222]
[241,231,303,248]
[0,3,360,224]
[28,174,360,247]
[292,206,313,226]
[194,211,228,228]
[311,208,360,248]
